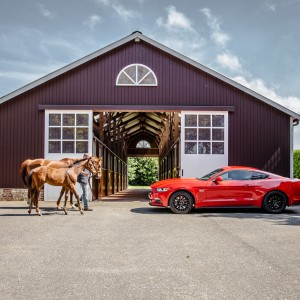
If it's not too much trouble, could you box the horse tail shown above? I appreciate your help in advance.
[27,172,37,202]
[20,160,31,186]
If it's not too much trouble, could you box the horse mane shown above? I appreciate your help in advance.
[68,157,89,168]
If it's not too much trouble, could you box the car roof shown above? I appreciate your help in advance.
[221,166,260,171]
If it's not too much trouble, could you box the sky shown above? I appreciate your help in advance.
[1,0,300,148]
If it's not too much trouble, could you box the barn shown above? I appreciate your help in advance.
[0,31,299,201]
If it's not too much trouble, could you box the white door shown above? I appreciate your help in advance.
[44,110,93,201]
[180,111,228,178]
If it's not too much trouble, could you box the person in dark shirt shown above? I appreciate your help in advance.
[77,153,93,211]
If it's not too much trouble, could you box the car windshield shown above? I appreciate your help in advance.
[198,168,223,181]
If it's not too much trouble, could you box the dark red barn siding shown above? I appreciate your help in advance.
[0,39,292,188]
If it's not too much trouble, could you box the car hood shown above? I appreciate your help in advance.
[150,178,203,188]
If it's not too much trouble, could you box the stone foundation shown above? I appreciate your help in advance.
[0,188,44,201]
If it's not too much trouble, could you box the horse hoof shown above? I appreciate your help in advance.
[57,206,62,210]
[28,210,31,214]
[71,205,75,209]
[80,210,84,215]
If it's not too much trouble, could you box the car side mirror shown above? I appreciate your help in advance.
[213,176,223,183]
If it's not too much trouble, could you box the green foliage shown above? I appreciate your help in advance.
[128,157,158,186]
[294,150,300,178]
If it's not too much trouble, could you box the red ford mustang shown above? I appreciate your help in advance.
[148,166,300,214]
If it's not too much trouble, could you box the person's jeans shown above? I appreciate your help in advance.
[79,183,89,208]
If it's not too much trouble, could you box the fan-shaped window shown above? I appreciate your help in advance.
[136,140,150,148]
[116,64,157,86]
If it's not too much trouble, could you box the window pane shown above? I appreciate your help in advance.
[49,114,61,126]
[198,128,210,140]
[185,115,197,127]
[137,65,148,82]
[76,128,89,140]
[118,72,134,84]
[49,141,61,153]
[212,129,224,141]
[139,73,156,84]
[198,142,211,154]
[63,141,74,153]
[63,128,75,140]
[212,115,224,127]
[124,66,136,82]
[185,142,197,154]
[185,128,197,140]
[63,114,75,126]
[198,115,211,127]
[49,128,61,139]
[212,142,224,154]
[76,114,89,126]
[76,141,88,153]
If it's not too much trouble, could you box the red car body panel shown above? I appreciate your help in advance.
[149,166,300,211]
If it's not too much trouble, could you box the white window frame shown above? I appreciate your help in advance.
[181,111,228,178]
[184,113,227,155]
[116,63,158,86]
[136,140,151,148]
[45,110,93,160]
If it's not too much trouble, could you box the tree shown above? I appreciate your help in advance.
[128,157,158,186]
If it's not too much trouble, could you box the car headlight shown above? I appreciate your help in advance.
[156,187,170,192]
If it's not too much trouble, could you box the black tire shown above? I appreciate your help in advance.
[169,191,194,214]
[262,191,287,214]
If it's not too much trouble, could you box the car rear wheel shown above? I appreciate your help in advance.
[262,191,287,214]
[169,191,194,214]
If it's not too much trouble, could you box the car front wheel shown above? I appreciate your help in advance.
[169,191,194,214]
[262,191,287,214]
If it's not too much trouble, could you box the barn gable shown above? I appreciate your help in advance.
[1,31,299,121]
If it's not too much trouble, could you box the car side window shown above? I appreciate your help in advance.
[221,170,252,180]
[251,171,269,180]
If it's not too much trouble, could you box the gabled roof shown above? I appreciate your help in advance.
[1,31,299,121]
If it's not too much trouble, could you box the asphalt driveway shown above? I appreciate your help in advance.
[0,189,299,300]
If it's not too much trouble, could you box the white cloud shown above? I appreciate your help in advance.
[265,1,277,11]
[94,0,140,21]
[37,3,55,19]
[200,8,230,47]
[233,75,300,113]
[156,6,196,33]
[94,0,110,5]
[267,4,277,11]
[216,52,242,72]
[83,15,102,29]
[112,4,140,21]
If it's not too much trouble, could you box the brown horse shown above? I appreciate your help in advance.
[20,157,80,208]
[28,157,102,216]
[20,157,79,186]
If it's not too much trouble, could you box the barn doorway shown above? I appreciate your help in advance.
[92,111,180,198]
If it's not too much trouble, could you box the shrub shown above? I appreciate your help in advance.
[294,150,300,178]
[128,157,158,186]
